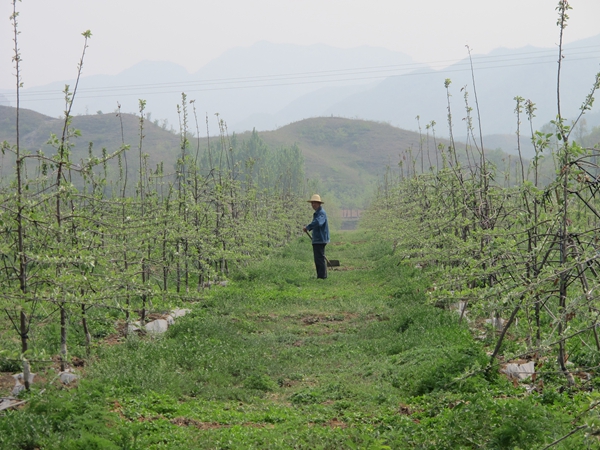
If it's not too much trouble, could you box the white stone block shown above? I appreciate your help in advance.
[59,371,78,385]
[170,308,191,318]
[503,361,535,380]
[145,319,169,334]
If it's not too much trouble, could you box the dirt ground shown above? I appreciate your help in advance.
[0,373,15,397]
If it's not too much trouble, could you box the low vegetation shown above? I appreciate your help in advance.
[3,230,597,449]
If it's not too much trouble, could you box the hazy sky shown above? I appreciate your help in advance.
[2,0,600,90]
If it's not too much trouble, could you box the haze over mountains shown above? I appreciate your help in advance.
[0,42,416,132]
[2,35,600,154]
[1,103,557,213]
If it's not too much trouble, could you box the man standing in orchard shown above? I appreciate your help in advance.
[303,194,330,279]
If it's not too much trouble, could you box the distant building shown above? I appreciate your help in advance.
[340,209,362,230]
[341,209,362,219]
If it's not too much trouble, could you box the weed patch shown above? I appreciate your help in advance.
[2,231,597,448]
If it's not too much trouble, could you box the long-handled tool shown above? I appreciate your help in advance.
[304,230,340,267]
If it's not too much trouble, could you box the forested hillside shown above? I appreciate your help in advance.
[1,105,543,211]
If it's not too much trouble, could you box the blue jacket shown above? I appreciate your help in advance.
[306,206,330,244]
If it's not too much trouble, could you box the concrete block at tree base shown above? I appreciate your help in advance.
[13,372,35,384]
[502,361,535,380]
[171,308,191,318]
[450,302,468,320]
[127,321,142,334]
[11,384,25,396]
[486,317,506,329]
[59,371,78,385]
[11,372,35,395]
[145,319,169,334]
[0,397,21,411]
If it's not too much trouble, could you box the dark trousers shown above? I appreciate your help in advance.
[312,244,327,279]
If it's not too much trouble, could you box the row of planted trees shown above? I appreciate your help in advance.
[1,1,308,389]
[364,0,600,386]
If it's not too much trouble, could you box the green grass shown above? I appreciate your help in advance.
[0,230,596,449]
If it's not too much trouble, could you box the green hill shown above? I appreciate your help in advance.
[241,117,428,208]
[1,105,526,209]
[249,118,537,207]
[0,105,182,182]
[0,107,431,208]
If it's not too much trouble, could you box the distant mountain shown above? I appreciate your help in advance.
[0,105,547,209]
[4,36,600,149]
[0,106,397,208]
[321,38,600,136]
[233,83,374,132]
[0,105,435,206]
[234,117,531,207]
[460,133,535,159]
[0,42,417,134]
[0,105,181,183]
[0,104,424,185]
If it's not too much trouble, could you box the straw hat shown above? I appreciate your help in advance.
[307,194,324,204]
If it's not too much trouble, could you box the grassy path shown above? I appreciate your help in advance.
[0,230,587,449]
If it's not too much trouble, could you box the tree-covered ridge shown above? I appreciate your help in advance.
[5,103,570,212]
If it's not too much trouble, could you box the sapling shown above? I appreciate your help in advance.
[444,79,460,171]
[9,0,31,389]
[461,85,477,178]
[176,93,192,292]
[137,99,149,324]
[554,0,577,386]
[53,31,92,373]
